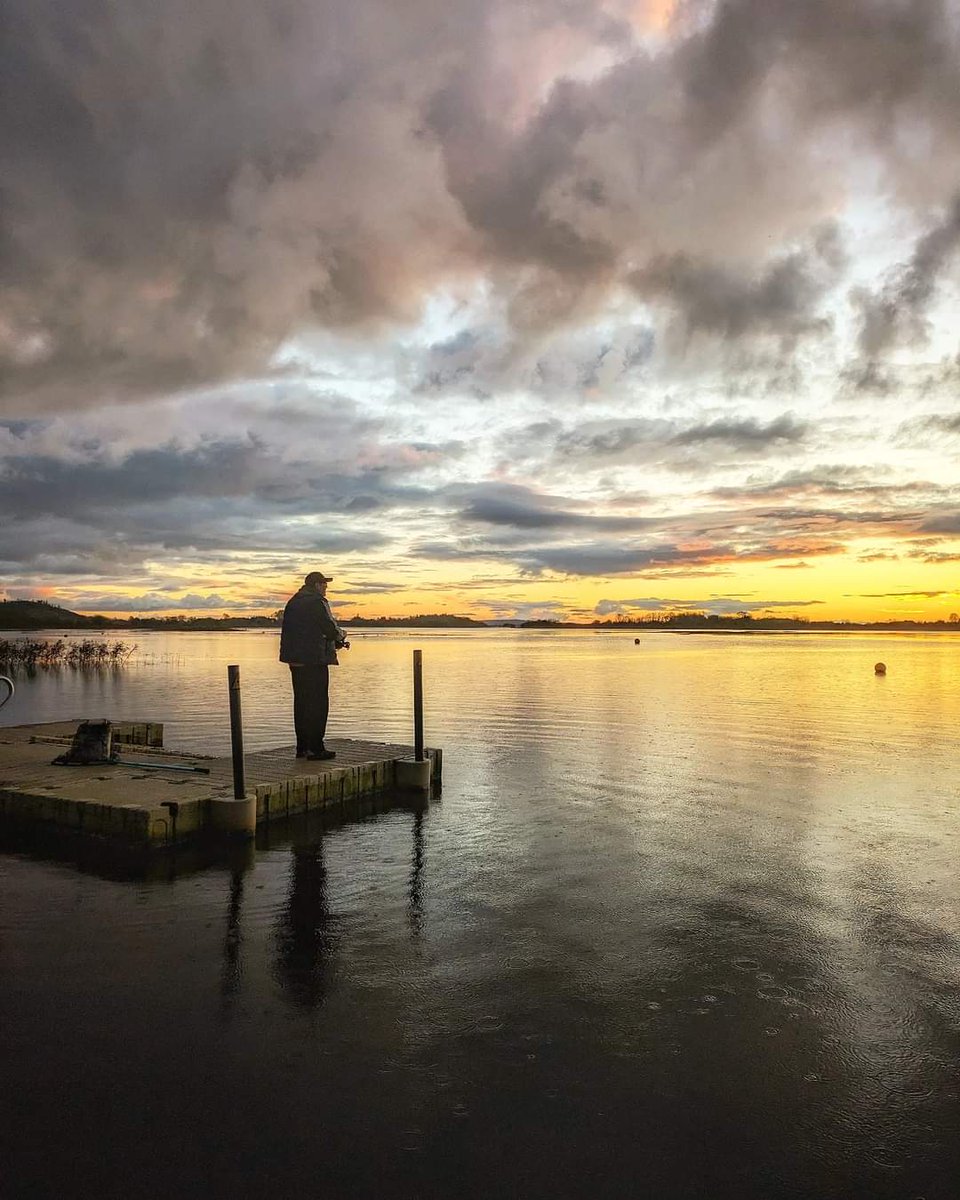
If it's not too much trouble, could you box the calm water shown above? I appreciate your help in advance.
[2,629,959,1198]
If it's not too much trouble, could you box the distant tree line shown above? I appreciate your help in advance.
[3,599,959,634]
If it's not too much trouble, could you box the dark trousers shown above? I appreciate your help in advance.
[289,664,330,754]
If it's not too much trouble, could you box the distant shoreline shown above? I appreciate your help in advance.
[3,623,959,637]
[3,598,959,635]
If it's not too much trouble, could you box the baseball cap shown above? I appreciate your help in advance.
[304,571,333,586]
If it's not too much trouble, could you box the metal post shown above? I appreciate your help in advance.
[227,664,246,799]
[413,649,424,762]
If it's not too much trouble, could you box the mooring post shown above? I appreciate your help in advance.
[413,649,424,762]
[396,649,430,792]
[227,664,246,799]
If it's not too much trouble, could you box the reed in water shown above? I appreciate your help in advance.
[0,638,135,670]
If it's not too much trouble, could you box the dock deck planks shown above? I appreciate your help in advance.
[0,721,441,846]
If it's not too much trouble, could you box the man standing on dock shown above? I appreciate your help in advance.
[279,572,349,761]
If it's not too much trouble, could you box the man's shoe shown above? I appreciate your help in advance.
[306,749,336,761]
[295,749,307,758]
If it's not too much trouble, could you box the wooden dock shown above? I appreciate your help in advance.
[0,721,442,847]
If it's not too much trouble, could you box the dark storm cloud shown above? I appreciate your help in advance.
[509,411,810,474]
[458,483,654,533]
[669,413,808,448]
[0,418,456,574]
[629,226,843,343]
[920,512,960,534]
[0,504,390,576]
[853,194,960,358]
[0,444,437,527]
[0,394,452,515]
[3,0,960,411]
[0,442,260,519]
[498,540,841,577]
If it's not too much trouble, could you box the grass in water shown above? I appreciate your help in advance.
[0,638,135,670]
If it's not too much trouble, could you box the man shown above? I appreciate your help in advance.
[279,571,349,760]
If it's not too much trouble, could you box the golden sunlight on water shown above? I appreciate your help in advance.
[2,629,959,1198]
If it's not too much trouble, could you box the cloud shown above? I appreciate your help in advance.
[338,580,408,594]
[853,194,960,358]
[4,0,960,611]
[414,532,846,577]
[0,375,474,579]
[60,592,272,613]
[915,413,960,436]
[908,550,960,564]
[411,320,656,399]
[855,590,955,599]
[594,595,824,615]
[508,410,810,475]
[457,482,654,532]
[669,413,808,448]
[628,225,843,344]
[4,0,960,412]
[709,466,953,505]
[920,512,960,535]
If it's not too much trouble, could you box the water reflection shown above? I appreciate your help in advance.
[3,631,960,1198]
[273,840,341,1007]
[408,806,425,937]
[220,868,246,1007]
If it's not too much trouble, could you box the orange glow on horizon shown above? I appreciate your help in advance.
[52,545,960,627]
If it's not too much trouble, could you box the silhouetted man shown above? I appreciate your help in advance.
[279,571,349,760]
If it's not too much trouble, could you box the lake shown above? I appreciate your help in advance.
[2,629,959,1198]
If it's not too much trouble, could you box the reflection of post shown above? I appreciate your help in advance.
[218,840,254,1017]
[274,842,339,1008]
[408,808,425,936]
[220,869,245,1003]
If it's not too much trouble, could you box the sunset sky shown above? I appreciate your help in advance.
[2,0,960,621]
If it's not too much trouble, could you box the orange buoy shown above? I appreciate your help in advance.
[874,662,886,675]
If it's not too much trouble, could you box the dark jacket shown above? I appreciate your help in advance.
[279,588,344,666]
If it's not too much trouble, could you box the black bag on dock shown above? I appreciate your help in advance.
[52,721,118,766]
